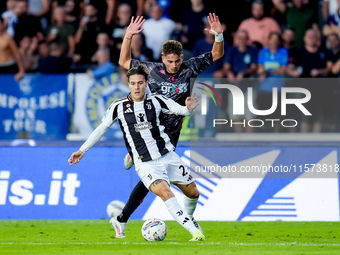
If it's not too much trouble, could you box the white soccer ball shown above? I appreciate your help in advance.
[141,218,167,241]
[106,200,125,218]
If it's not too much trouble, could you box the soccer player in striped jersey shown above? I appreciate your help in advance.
[112,13,224,238]
[68,64,205,241]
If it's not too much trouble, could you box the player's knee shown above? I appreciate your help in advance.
[189,189,200,199]
[159,187,174,201]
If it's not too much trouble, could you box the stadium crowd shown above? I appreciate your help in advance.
[1,0,340,133]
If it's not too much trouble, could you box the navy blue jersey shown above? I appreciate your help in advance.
[130,52,213,131]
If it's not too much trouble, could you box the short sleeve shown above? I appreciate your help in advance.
[280,48,289,66]
[224,47,233,64]
[258,49,265,65]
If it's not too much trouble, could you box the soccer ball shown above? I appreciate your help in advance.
[141,218,167,241]
[106,200,125,218]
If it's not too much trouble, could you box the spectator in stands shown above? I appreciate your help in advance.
[111,3,132,47]
[63,0,82,30]
[75,4,108,67]
[37,39,49,58]
[18,35,39,72]
[84,0,115,26]
[13,0,44,45]
[323,0,340,36]
[326,33,340,63]
[257,32,288,131]
[52,0,84,22]
[27,0,50,32]
[1,0,18,37]
[236,0,281,48]
[87,48,116,79]
[224,30,258,82]
[272,0,319,47]
[126,0,145,17]
[142,3,176,61]
[282,27,297,64]
[323,33,340,128]
[287,29,332,132]
[192,22,228,78]
[288,29,332,78]
[38,42,73,73]
[46,6,75,56]
[181,0,213,50]
[322,0,339,22]
[91,32,119,64]
[223,30,258,133]
[130,32,154,62]
[0,16,25,81]
[144,0,172,18]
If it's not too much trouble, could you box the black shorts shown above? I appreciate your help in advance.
[166,119,184,148]
[0,63,19,74]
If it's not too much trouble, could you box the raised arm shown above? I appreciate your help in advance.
[272,0,286,13]
[119,16,145,70]
[205,13,224,62]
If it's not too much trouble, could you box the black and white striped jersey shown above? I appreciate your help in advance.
[102,93,192,163]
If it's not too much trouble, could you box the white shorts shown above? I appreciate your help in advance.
[135,151,194,190]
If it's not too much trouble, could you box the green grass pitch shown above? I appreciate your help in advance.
[0,220,340,255]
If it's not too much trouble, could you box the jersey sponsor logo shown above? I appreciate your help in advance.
[137,113,146,122]
[159,82,186,94]
[134,113,153,132]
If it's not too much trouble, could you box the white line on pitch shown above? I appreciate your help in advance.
[0,242,339,246]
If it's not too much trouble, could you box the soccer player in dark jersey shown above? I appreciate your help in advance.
[68,65,204,241]
[111,13,224,238]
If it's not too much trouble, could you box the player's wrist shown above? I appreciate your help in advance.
[125,33,133,40]
[210,29,223,43]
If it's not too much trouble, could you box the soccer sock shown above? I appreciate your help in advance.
[183,196,198,218]
[164,197,198,235]
[117,180,149,223]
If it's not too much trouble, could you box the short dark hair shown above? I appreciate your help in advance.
[126,64,150,82]
[268,31,283,44]
[161,40,183,56]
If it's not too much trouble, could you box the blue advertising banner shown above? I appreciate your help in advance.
[0,145,339,221]
[0,74,68,139]
[0,146,155,220]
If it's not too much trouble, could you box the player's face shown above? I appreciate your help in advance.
[162,54,183,74]
[128,74,148,102]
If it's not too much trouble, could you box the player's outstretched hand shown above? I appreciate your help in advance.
[126,16,145,37]
[186,92,199,110]
[205,13,223,35]
[68,150,85,166]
